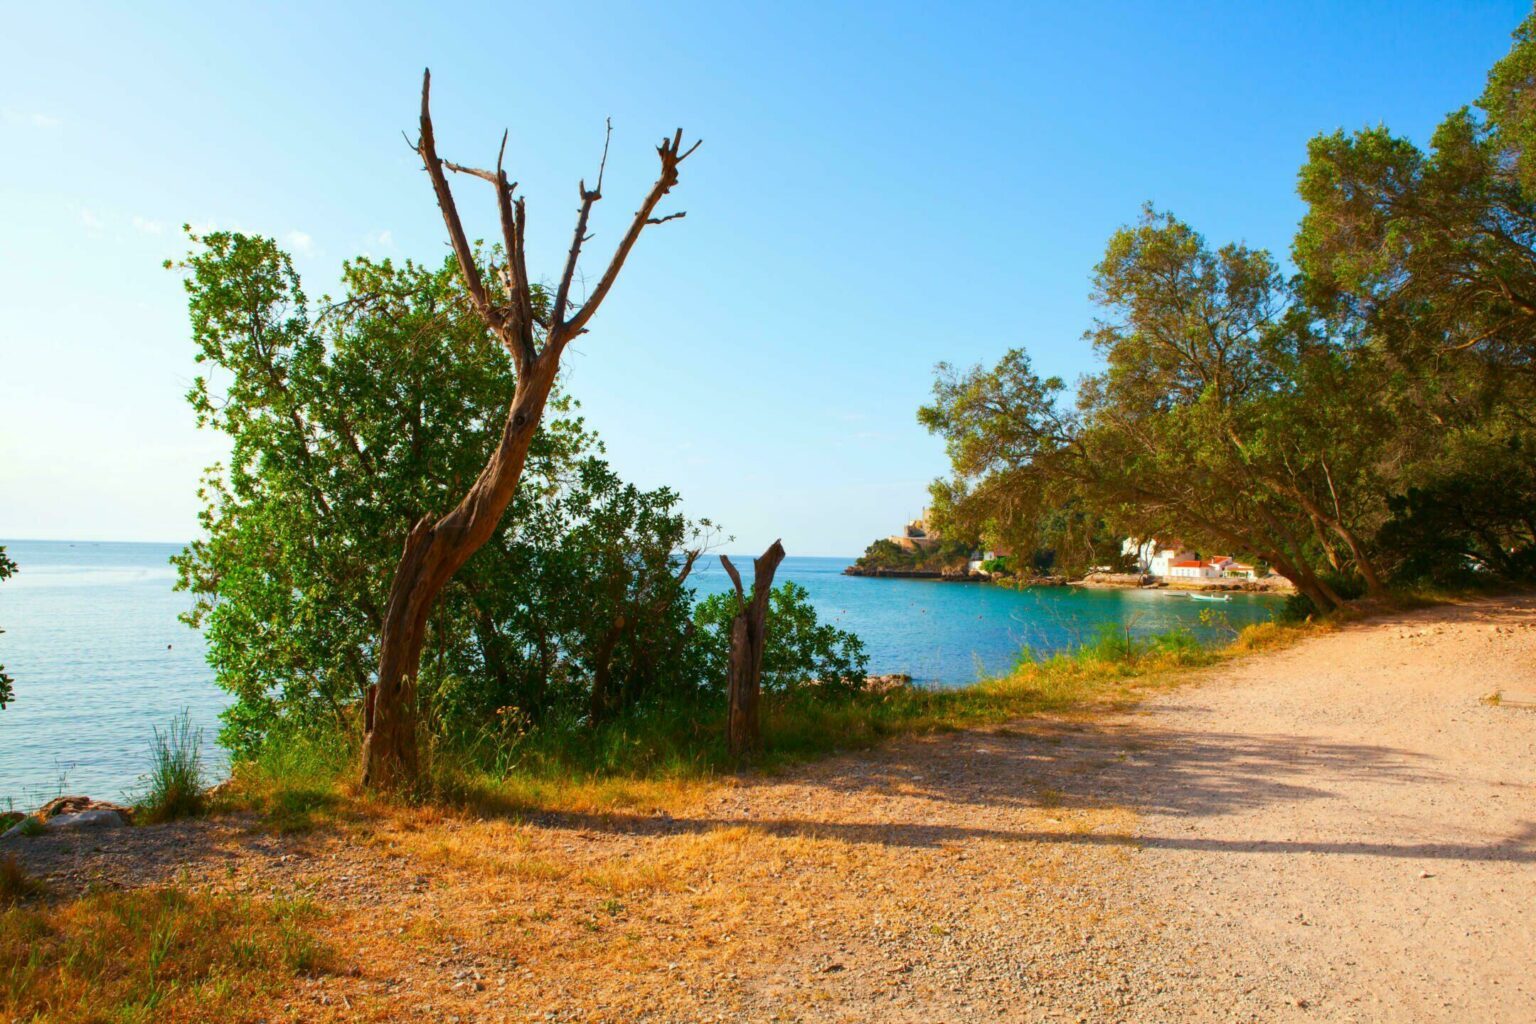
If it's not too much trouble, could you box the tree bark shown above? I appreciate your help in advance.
[360,69,699,789]
[363,368,557,789]
[720,540,786,761]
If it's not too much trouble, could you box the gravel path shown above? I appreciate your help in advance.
[10,596,1535,1022]
[1106,595,1536,1023]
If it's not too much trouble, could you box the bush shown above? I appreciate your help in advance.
[692,581,869,695]
[138,712,206,824]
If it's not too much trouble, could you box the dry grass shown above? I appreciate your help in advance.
[0,885,331,1023]
[0,855,44,906]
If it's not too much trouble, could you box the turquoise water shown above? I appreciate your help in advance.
[689,555,1280,683]
[0,541,1278,806]
[0,540,227,809]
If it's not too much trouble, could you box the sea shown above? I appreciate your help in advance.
[0,540,1279,807]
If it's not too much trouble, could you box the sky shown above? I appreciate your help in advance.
[0,1,1528,555]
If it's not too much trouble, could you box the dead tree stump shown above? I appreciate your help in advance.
[720,540,786,760]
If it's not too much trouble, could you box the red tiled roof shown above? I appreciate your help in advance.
[1171,560,1204,568]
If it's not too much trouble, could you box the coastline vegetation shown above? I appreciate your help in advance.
[137,13,1533,813]
[919,17,1536,611]
[212,612,1326,824]
[849,537,977,575]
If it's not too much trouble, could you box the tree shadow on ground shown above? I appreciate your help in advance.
[519,715,1536,864]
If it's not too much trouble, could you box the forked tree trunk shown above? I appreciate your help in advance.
[719,540,786,761]
[360,69,700,789]
[362,372,555,789]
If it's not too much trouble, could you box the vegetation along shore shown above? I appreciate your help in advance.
[2,5,1535,1024]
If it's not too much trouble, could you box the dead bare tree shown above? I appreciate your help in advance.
[361,69,701,789]
[718,540,786,760]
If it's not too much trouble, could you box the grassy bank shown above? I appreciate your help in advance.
[0,884,330,1023]
[223,616,1328,823]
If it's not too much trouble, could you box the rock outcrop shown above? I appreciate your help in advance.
[1,795,134,840]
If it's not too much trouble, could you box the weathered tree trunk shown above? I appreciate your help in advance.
[363,371,556,789]
[360,69,700,790]
[720,540,786,761]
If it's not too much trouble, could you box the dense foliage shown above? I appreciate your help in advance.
[851,537,975,574]
[174,232,864,762]
[694,582,868,694]
[921,18,1536,605]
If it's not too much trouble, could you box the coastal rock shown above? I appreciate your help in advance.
[842,566,984,582]
[41,808,130,831]
[863,673,913,694]
[1,796,135,840]
[38,795,134,821]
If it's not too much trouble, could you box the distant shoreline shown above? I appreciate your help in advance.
[843,563,1296,593]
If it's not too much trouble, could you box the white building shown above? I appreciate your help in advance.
[1123,538,1199,577]
[1124,539,1258,579]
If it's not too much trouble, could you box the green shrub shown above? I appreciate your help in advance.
[692,581,869,695]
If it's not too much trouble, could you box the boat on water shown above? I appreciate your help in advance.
[1188,593,1232,603]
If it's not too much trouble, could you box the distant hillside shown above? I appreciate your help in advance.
[848,537,976,576]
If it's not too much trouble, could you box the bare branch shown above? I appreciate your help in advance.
[416,69,498,341]
[551,119,615,330]
[416,69,538,374]
[491,130,537,368]
[442,159,500,185]
[594,117,613,194]
[559,129,701,339]
[647,211,687,226]
[719,553,746,607]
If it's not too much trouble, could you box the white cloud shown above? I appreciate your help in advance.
[131,215,165,235]
[375,229,393,247]
[3,108,61,129]
[78,207,104,231]
[284,230,315,254]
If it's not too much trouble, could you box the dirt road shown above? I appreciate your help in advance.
[1112,596,1536,1022]
[13,597,1535,1022]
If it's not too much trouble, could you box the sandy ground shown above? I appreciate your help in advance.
[11,595,1536,1022]
[1111,596,1536,1023]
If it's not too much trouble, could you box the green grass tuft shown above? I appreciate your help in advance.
[138,711,207,824]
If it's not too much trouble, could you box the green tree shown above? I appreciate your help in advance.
[173,233,707,759]
[920,209,1403,611]
[1294,11,1536,581]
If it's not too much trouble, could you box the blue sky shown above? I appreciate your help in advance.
[0,1,1527,555]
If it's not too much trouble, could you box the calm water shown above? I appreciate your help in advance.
[0,542,1277,806]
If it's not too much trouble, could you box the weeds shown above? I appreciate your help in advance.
[137,711,206,824]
